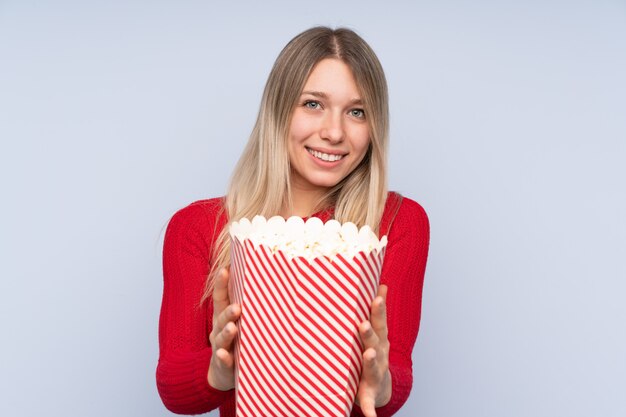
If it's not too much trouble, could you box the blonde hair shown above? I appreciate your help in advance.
[202,26,389,302]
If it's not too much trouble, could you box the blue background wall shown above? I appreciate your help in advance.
[1,1,625,416]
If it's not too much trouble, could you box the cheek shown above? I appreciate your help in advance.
[352,126,371,156]
[289,112,315,142]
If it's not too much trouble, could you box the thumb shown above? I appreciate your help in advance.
[358,394,377,417]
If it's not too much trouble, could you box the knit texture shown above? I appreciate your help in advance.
[156,192,430,416]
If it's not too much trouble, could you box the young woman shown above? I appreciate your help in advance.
[157,27,430,417]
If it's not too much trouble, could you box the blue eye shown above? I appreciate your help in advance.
[304,100,321,109]
[350,109,365,118]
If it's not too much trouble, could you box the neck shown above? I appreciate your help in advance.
[281,183,327,218]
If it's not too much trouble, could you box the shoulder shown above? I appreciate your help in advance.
[382,192,429,237]
[165,197,227,248]
[168,197,225,227]
[396,194,428,225]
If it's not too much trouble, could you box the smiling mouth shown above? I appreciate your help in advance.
[306,147,345,162]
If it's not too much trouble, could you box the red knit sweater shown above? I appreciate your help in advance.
[156,193,429,416]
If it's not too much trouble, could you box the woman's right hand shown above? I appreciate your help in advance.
[207,268,241,391]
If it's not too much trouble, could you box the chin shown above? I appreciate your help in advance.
[307,175,345,189]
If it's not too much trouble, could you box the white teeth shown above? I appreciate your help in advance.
[307,148,344,162]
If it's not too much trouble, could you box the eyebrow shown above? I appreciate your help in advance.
[301,91,363,105]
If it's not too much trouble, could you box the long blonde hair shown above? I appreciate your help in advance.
[202,26,389,302]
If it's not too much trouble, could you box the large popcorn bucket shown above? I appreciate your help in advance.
[229,217,387,417]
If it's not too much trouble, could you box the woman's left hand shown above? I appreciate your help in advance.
[355,284,392,417]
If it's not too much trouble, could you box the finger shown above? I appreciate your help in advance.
[215,303,241,332]
[208,347,236,391]
[363,347,378,374]
[213,321,239,351]
[358,391,377,417]
[212,269,231,325]
[370,295,388,340]
[358,349,379,417]
[361,347,381,387]
[359,321,380,351]
[377,284,388,301]
[215,347,235,369]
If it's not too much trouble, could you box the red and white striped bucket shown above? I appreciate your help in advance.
[229,234,386,417]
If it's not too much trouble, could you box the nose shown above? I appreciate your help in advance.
[320,111,345,143]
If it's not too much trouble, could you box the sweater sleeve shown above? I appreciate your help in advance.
[156,201,235,414]
[351,197,430,417]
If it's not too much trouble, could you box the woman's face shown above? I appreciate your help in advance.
[287,58,370,196]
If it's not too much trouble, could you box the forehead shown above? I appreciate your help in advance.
[302,58,361,99]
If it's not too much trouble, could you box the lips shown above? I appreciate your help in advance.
[306,147,346,162]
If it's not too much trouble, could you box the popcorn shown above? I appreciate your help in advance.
[229,215,388,260]
[228,215,388,417]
